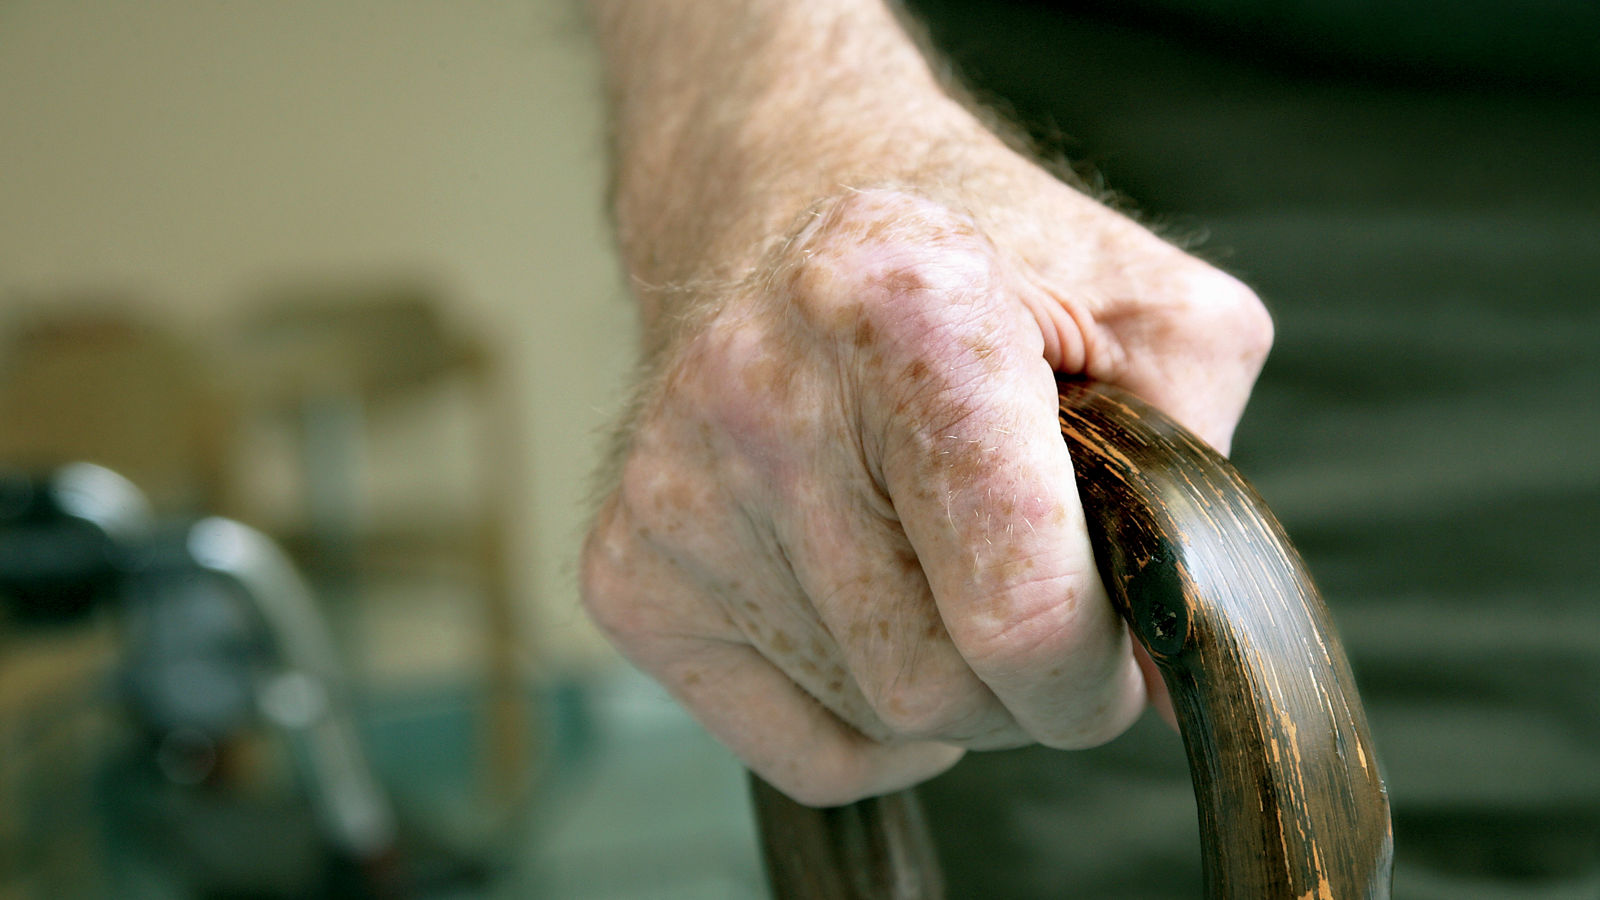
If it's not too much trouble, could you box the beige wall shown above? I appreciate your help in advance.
[0,1,634,669]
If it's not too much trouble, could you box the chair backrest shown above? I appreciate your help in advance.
[0,307,233,515]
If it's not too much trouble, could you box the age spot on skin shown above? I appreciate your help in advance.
[853,318,877,349]
[857,215,896,245]
[656,479,695,514]
[771,630,796,655]
[962,333,1002,373]
[993,555,1037,583]
[878,266,929,298]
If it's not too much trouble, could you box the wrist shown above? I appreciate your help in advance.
[592,0,1003,322]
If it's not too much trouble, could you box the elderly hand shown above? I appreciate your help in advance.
[581,0,1271,806]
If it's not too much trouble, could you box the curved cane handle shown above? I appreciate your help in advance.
[753,379,1393,899]
[1057,379,1392,897]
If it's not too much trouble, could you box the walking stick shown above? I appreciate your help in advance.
[751,379,1394,899]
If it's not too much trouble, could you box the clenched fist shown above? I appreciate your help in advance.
[582,0,1271,806]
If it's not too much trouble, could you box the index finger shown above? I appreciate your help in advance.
[877,328,1146,749]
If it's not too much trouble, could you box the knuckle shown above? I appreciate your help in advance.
[1034,662,1145,750]
[784,189,999,347]
[1041,708,1135,751]
[577,510,645,643]
[1182,265,1275,363]
[767,189,1036,484]
[868,677,988,741]
[778,776,864,810]
[614,450,688,538]
[614,409,748,546]
[675,321,776,437]
[766,747,874,809]
[662,314,820,494]
[952,577,1086,676]
[1238,293,1276,363]
[578,482,708,652]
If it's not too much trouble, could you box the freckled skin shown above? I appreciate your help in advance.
[581,2,1275,805]
[582,184,1272,804]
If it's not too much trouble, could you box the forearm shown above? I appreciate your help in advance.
[587,0,999,326]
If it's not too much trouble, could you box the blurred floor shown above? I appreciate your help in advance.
[338,589,769,900]
[269,576,771,900]
[508,668,764,900]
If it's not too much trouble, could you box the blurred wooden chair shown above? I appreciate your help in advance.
[229,283,530,815]
[0,306,235,516]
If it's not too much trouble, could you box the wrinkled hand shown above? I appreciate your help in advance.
[582,168,1271,806]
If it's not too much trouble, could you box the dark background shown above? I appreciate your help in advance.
[906,2,1600,896]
